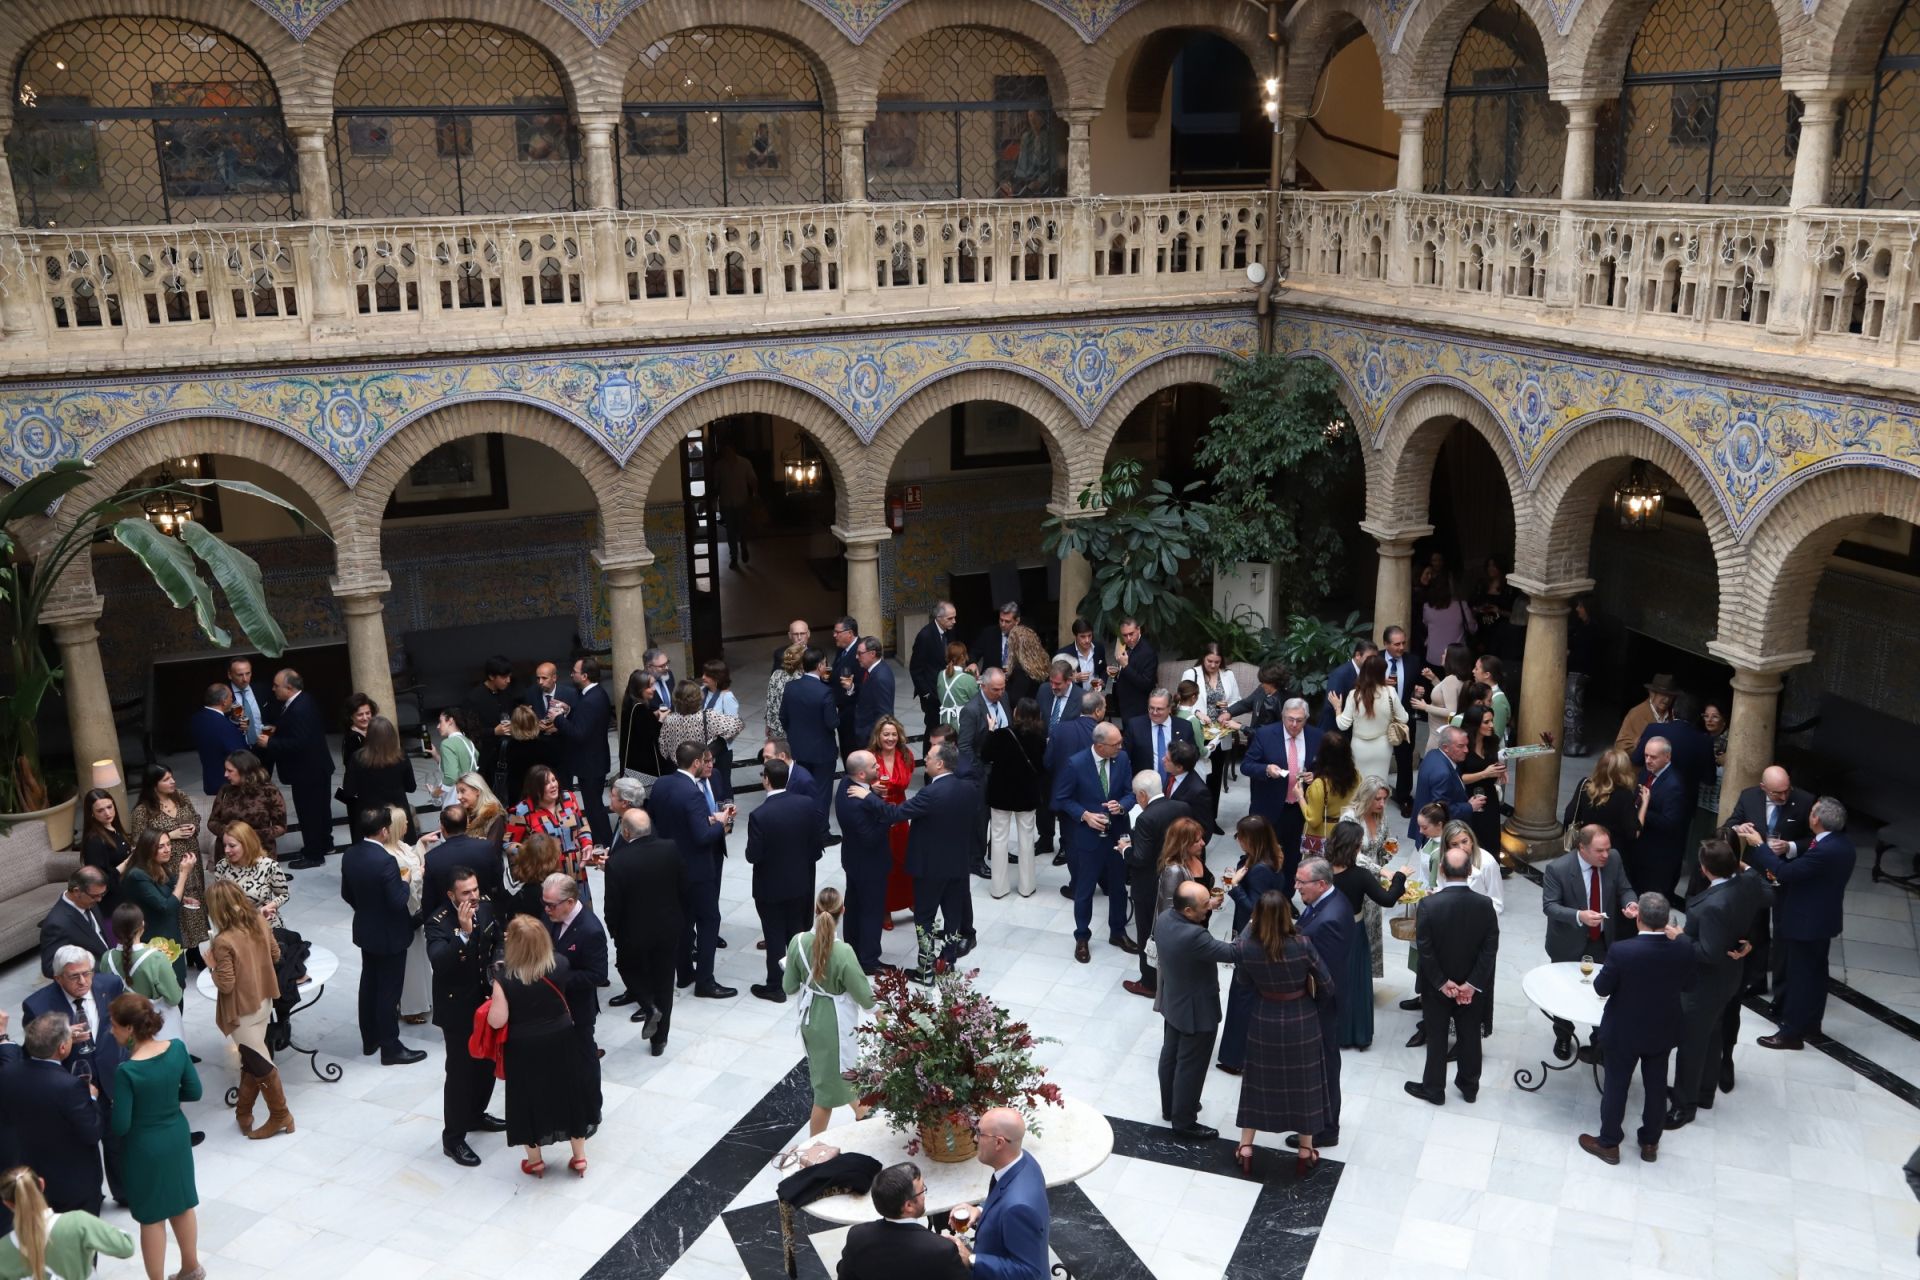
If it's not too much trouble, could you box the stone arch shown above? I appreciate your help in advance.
[626,379,869,529]
[856,1,1095,111]
[1520,415,1736,586]
[0,3,307,111]
[1726,465,1920,656]
[1393,0,1567,103]
[597,1,857,115]
[865,369,1086,511]
[1558,0,1801,98]
[303,2,606,116]
[1285,0,1395,114]
[1084,352,1236,468]
[1367,380,1529,528]
[1821,0,1913,80]
[1092,0,1274,129]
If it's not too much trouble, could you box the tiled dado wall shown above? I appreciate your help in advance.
[878,469,1055,649]
[94,509,686,702]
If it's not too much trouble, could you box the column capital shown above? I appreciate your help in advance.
[1062,108,1100,129]
[576,112,620,139]
[1779,78,1870,105]
[1507,574,1594,605]
[47,615,101,646]
[330,572,393,603]
[1358,521,1432,554]
[1556,97,1609,128]
[282,111,331,137]
[594,548,656,578]
[831,523,892,553]
[1384,99,1443,122]
[40,592,105,630]
[1046,502,1109,523]
[1704,641,1815,680]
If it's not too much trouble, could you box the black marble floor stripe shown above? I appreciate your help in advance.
[1048,1181,1157,1280]
[724,1200,830,1280]
[584,1059,812,1280]
[1222,1157,1342,1280]
[1109,1115,1283,1178]
[1825,974,1920,1043]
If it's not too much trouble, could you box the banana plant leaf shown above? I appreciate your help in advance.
[179,521,287,656]
[0,458,97,528]
[110,518,232,649]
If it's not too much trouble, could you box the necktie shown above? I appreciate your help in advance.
[1766,803,1779,836]
[1001,636,1008,667]
[656,677,670,704]
[1587,865,1602,941]
[71,997,93,1057]
[1097,755,1109,796]
[1155,724,1167,783]
[1287,734,1301,805]
[700,779,717,815]
[1052,695,1065,724]
[1643,770,1655,788]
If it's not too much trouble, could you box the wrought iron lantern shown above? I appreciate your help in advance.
[141,467,198,536]
[782,436,823,495]
[1613,460,1666,532]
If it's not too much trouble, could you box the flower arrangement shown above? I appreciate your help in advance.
[848,956,1061,1160]
[146,936,184,964]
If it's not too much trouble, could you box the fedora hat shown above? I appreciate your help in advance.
[1644,674,1681,695]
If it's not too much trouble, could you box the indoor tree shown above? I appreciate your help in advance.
[1042,456,1211,641]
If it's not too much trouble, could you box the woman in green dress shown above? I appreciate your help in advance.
[100,903,187,1045]
[107,993,203,1280]
[121,831,195,984]
[782,886,875,1136]
[128,765,208,965]
[0,1165,135,1280]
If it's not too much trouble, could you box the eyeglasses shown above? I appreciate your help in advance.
[541,899,566,910]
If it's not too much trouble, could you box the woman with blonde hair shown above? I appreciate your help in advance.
[455,772,508,848]
[378,803,432,1023]
[488,915,600,1179]
[211,819,289,920]
[1004,625,1049,703]
[207,877,290,1140]
[765,643,806,740]
[0,1166,134,1280]
[1564,748,1641,857]
[783,886,875,1135]
[1439,818,1504,1039]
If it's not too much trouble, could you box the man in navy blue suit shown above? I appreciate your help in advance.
[781,648,841,832]
[1579,892,1694,1165]
[851,637,896,749]
[1408,724,1482,841]
[1054,723,1138,965]
[189,683,247,796]
[1122,689,1196,788]
[340,804,428,1064]
[1294,857,1355,1148]
[1044,690,1103,896]
[541,873,609,1067]
[1242,698,1323,880]
[1745,795,1855,1050]
[421,804,503,907]
[852,742,976,978]
[1630,736,1692,899]
[836,751,896,973]
[260,668,335,868]
[745,758,822,1001]
[1317,638,1375,733]
[646,741,737,998]
[0,1011,105,1214]
[947,1108,1049,1280]
[554,655,616,847]
[830,616,863,760]
[22,949,126,1206]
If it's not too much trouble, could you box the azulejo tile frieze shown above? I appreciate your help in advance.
[1276,308,1920,535]
[0,311,1256,488]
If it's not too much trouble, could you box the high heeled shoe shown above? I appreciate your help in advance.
[569,1156,588,1178]
[520,1158,546,1179]
[1295,1146,1320,1177]
[1235,1144,1254,1176]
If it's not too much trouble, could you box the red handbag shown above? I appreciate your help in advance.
[469,999,508,1080]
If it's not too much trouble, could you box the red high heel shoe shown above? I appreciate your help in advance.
[1295,1146,1320,1177]
[569,1156,588,1178]
[1235,1144,1254,1176]
[520,1158,546,1179]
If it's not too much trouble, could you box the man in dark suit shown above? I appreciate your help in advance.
[1404,845,1498,1106]
[1033,661,1079,857]
[1667,839,1769,1130]
[422,804,502,908]
[1745,795,1855,1050]
[954,668,1007,879]
[424,866,505,1165]
[1631,736,1692,899]
[853,742,977,978]
[523,661,566,723]
[1242,699,1323,879]
[38,868,111,978]
[261,668,335,868]
[1153,881,1238,1140]
[189,683,247,796]
[1540,824,1640,1057]
[646,741,737,999]
[850,638,896,750]
[1380,627,1419,808]
[1054,723,1137,965]
[555,655,615,847]
[745,758,822,1002]
[1110,617,1158,722]
[1579,892,1694,1165]
[973,601,1021,677]
[836,1161,970,1280]
[1407,725,1482,842]
[836,751,896,974]
[772,620,811,672]
[339,804,427,1064]
[830,616,863,760]
[0,1012,104,1213]
[947,1109,1049,1278]
[1294,856,1355,1147]
[1162,739,1217,836]
[1632,699,1714,804]
[908,602,959,743]
[542,873,610,1064]
[1722,764,1814,992]
[1317,638,1375,734]
[1122,772,1191,998]
[1044,689,1103,886]
[26,948,127,1205]
[782,648,841,833]
[1123,689,1197,789]
[601,808,686,1054]
[462,655,520,785]
[1055,618,1109,695]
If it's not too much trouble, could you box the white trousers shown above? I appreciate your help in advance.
[989,808,1038,898]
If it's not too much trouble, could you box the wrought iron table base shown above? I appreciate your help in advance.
[222,979,343,1105]
[1514,1013,1602,1093]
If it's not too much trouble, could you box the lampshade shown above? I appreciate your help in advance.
[90,759,122,790]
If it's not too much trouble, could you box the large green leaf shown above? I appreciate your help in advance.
[175,479,321,536]
[179,522,287,657]
[0,458,96,527]
[110,518,231,647]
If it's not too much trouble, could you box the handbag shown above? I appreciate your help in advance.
[1561,780,1587,852]
[773,1143,841,1172]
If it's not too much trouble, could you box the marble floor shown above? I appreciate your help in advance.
[5,658,1917,1279]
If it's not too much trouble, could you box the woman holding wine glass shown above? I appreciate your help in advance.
[122,831,194,985]
[129,766,207,968]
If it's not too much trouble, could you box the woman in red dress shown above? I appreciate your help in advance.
[866,715,916,928]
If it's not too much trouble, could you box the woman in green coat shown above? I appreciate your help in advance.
[121,830,195,984]
[107,993,203,1280]
[783,886,875,1135]
[0,1165,134,1280]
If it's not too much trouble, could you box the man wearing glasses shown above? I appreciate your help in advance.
[835,1162,970,1278]
[541,873,610,1070]
[37,867,112,978]
[22,948,129,1204]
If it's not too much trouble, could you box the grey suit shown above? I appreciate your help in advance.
[1541,851,1636,964]
[954,692,1000,872]
[1153,907,1237,1128]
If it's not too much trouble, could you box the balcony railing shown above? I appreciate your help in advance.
[1278,191,1920,368]
[0,193,1270,364]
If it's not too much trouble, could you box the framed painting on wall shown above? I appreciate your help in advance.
[384,434,510,518]
[515,103,575,163]
[435,116,474,159]
[15,97,102,193]
[950,403,1050,470]
[867,108,920,172]
[625,112,688,155]
[991,75,1064,197]
[344,117,393,158]
[150,81,295,197]
[727,114,787,176]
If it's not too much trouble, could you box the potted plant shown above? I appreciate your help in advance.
[848,953,1062,1162]
[3,459,308,838]
[1042,457,1210,643]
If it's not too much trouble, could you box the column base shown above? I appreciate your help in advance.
[1503,817,1566,863]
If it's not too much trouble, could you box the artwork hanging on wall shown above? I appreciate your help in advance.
[626,112,688,155]
[950,402,1050,470]
[344,117,393,158]
[14,97,102,193]
[515,104,575,163]
[727,115,788,176]
[150,81,295,197]
[385,434,510,518]
[992,76,1065,197]
[867,107,919,172]
[435,116,474,159]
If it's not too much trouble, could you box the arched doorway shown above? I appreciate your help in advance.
[1294,31,1396,192]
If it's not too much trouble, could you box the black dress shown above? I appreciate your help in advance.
[1565,779,1641,859]
[1461,746,1504,855]
[501,735,559,811]
[342,754,418,841]
[982,725,1047,812]
[501,956,601,1148]
[82,832,129,913]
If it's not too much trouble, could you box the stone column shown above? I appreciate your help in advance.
[576,114,630,318]
[1559,100,1604,202]
[287,122,334,219]
[836,114,875,306]
[1279,118,1298,186]
[1383,103,1435,289]
[46,600,125,816]
[331,575,398,723]
[833,525,890,640]
[596,551,654,686]
[1065,111,1096,198]
[1770,85,1857,336]
[1504,578,1593,853]
[837,114,870,202]
[1788,90,1846,210]
[1704,643,1814,819]
[286,119,351,326]
[1048,504,1099,642]
[1359,521,1432,643]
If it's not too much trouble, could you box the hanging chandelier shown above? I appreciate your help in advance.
[782,436,822,495]
[141,466,197,536]
[1612,460,1665,533]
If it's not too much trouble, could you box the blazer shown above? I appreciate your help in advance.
[852,661,897,748]
[1407,749,1473,840]
[971,1151,1051,1280]
[1745,830,1856,941]
[1042,715,1098,776]
[1051,747,1134,857]
[1126,795,1193,874]
[1722,784,1815,856]
[1297,890,1356,1020]
[645,771,728,885]
[1121,714,1196,777]
[0,1055,102,1212]
[1593,931,1695,1055]
[549,907,610,1024]
[1318,659,1361,733]
[1242,724,1323,823]
[556,683,615,786]
[955,693,1001,779]
[1054,641,1109,691]
[22,973,127,1096]
[1152,908,1237,1034]
[1036,684,1079,739]
[189,706,247,796]
[424,899,502,1033]
[889,774,980,880]
[601,832,687,947]
[38,896,111,979]
[1109,634,1158,722]
[339,838,414,955]
[1680,875,1770,993]
[1414,883,1498,995]
[908,623,957,701]
[422,833,504,909]
[264,692,333,787]
[836,781,897,883]
[1632,719,1716,801]
[1539,851,1638,962]
[209,928,280,1036]
[523,684,567,721]
[781,674,840,767]
[972,625,1014,675]
[341,755,417,838]
[1163,768,1219,835]
[746,790,823,901]
[832,643,863,725]
[1637,766,1691,859]
[837,1217,970,1280]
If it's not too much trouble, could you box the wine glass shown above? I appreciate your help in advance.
[1579,954,1595,984]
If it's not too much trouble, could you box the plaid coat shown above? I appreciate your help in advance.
[1232,934,1336,1134]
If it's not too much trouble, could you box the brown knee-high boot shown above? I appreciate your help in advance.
[235,1072,261,1136]
[250,1067,295,1140]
